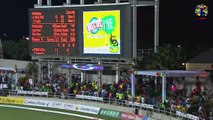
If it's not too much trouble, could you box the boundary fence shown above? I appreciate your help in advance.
[8,90,205,120]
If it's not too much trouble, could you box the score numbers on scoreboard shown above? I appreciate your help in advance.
[30,9,77,56]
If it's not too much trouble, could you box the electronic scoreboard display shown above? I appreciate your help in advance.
[29,9,78,56]
[29,4,132,58]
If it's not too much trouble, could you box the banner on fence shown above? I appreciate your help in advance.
[128,101,154,109]
[48,101,75,111]
[76,95,103,101]
[176,111,199,120]
[24,99,49,107]
[74,104,100,114]
[48,100,100,114]
[24,98,100,114]
[120,112,143,120]
[99,109,120,118]
[0,97,25,105]
[17,90,48,96]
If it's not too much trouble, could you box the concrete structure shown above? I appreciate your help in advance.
[186,48,213,71]
[186,48,213,89]
[0,59,30,69]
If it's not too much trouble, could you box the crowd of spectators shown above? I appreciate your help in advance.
[0,71,14,89]
[1,71,213,119]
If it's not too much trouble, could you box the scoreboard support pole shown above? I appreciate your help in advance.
[67,0,71,4]
[81,71,85,83]
[38,61,42,82]
[67,60,71,86]
[80,0,85,5]
[98,60,102,88]
[115,63,120,83]
[47,61,50,80]
[37,0,42,6]
[64,0,71,5]
[132,0,137,58]
[47,0,51,6]
[154,0,159,53]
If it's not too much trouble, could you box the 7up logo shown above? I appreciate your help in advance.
[86,16,116,34]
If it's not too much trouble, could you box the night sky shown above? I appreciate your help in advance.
[0,0,212,51]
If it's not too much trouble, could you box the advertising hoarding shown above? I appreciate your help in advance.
[83,10,120,54]
[60,64,104,71]
[0,97,25,105]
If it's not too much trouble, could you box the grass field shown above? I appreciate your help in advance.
[0,107,90,120]
[0,104,118,120]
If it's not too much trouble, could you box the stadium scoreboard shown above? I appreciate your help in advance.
[30,9,77,56]
[29,4,132,58]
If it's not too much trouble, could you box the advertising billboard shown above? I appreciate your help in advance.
[60,64,104,71]
[83,10,120,54]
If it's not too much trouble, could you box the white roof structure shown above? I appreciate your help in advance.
[135,70,209,77]
[0,67,27,72]
[0,59,30,72]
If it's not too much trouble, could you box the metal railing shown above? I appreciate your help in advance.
[7,90,205,120]
[137,49,154,59]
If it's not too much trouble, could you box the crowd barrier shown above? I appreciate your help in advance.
[17,90,48,96]
[0,96,25,105]
[176,111,199,120]
[24,98,100,114]
[76,94,104,102]
[128,101,154,110]
[7,90,204,120]
[120,112,145,120]
[0,96,151,120]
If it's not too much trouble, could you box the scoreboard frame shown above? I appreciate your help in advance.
[29,4,132,59]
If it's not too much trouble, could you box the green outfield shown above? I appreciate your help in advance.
[0,104,119,120]
[0,107,92,120]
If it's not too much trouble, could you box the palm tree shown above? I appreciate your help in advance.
[140,44,185,70]
[26,62,38,84]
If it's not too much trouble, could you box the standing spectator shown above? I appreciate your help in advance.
[196,78,201,94]
[134,107,139,115]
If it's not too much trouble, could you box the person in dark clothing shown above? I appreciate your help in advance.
[134,107,139,115]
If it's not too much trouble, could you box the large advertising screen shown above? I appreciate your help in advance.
[83,10,120,54]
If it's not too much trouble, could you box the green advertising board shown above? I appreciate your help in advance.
[99,109,120,118]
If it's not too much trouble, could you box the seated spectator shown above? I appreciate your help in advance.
[198,105,205,117]
[141,95,145,103]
